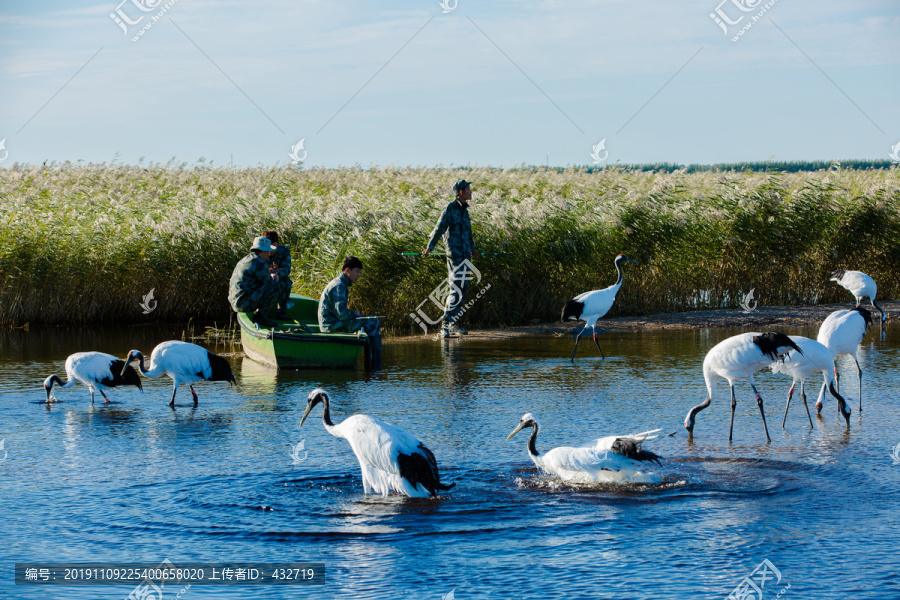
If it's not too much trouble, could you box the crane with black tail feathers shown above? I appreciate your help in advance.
[830,270,885,324]
[300,389,454,498]
[44,352,143,404]
[506,413,662,482]
[684,332,803,442]
[122,341,235,407]
[561,254,637,364]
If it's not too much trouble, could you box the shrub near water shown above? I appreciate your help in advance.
[0,163,898,333]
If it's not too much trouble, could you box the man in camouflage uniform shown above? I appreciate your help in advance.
[228,237,281,327]
[319,256,382,367]
[423,179,480,337]
[263,230,292,319]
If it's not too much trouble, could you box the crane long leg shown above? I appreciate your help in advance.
[729,384,737,442]
[800,380,812,428]
[591,324,605,360]
[101,390,111,404]
[781,384,794,428]
[570,325,587,364]
[834,361,840,394]
[168,386,178,407]
[855,357,862,414]
[90,390,95,405]
[190,385,199,407]
[750,383,771,442]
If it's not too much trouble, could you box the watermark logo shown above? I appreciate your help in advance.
[289,139,307,165]
[0,439,6,462]
[727,559,789,600]
[590,138,608,164]
[139,288,157,314]
[110,0,180,42]
[409,259,491,333]
[290,439,308,465]
[442,589,456,600]
[0,138,8,163]
[439,0,458,13]
[889,141,900,164]
[740,288,758,313]
[890,441,900,465]
[710,0,780,42]
[126,558,192,600]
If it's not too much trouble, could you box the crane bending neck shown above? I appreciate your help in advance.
[527,424,540,457]
[319,395,335,428]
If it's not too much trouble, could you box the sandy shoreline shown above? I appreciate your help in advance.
[393,301,893,341]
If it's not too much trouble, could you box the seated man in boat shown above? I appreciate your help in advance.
[319,256,382,366]
[228,237,281,327]
[318,256,379,335]
[263,229,292,319]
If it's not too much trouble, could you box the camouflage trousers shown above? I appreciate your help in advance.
[443,258,472,326]
[276,277,293,309]
[234,282,280,314]
[327,317,380,337]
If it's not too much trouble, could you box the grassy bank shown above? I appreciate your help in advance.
[1,163,898,333]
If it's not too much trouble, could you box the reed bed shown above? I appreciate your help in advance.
[0,163,898,334]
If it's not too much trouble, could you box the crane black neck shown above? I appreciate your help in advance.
[319,395,335,427]
[614,259,624,287]
[527,423,540,457]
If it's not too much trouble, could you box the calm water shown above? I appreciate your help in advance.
[1,323,899,599]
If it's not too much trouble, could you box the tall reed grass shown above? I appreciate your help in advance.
[0,162,897,333]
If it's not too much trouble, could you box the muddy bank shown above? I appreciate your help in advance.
[397,301,893,341]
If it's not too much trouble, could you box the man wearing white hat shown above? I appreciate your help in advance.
[228,237,281,326]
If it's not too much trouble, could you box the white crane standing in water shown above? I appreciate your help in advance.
[817,307,872,413]
[769,335,852,429]
[506,413,662,482]
[830,269,885,324]
[561,254,638,364]
[43,352,142,403]
[684,332,803,442]
[300,389,454,498]
[122,341,235,407]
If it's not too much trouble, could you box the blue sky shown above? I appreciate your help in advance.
[1,0,898,167]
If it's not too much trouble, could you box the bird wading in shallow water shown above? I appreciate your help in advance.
[299,389,454,498]
[684,332,803,442]
[506,413,662,482]
[122,341,235,407]
[830,269,885,324]
[817,307,872,414]
[561,254,637,364]
[768,336,851,429]
[44,352,142,404]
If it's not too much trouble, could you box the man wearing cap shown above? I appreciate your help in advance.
[423,179,480,338]
[228,237,281,327]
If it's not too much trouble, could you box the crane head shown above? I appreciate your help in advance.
[121,350,144,375]
[615,254,638,265]
[43,374,62,402]
[506,413,538,441]
[300,388,330,428]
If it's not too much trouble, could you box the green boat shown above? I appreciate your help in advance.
[237,294,371,369]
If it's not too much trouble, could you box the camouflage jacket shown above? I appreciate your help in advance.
[318,272,360,331]
[427,199,475,261]
[228,253,276,312]
[270,244,292,280]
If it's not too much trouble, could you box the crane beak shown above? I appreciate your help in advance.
[506,422,526,441]
[44,384,51,403]
[626,257,638,264]
[299,403,314,428]
[121,353,134,376]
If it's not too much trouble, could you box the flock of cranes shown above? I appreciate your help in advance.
[37,257,883,498]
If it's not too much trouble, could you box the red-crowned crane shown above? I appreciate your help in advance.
[830,270,885,323]
[299,389,454,498]
[122,341,235,407]
[43,352,142,404]
[506,413,662,482]
[684,332,802,442]
[817,307,872,413]
[768,335,851,429]
[561,254,637,363]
